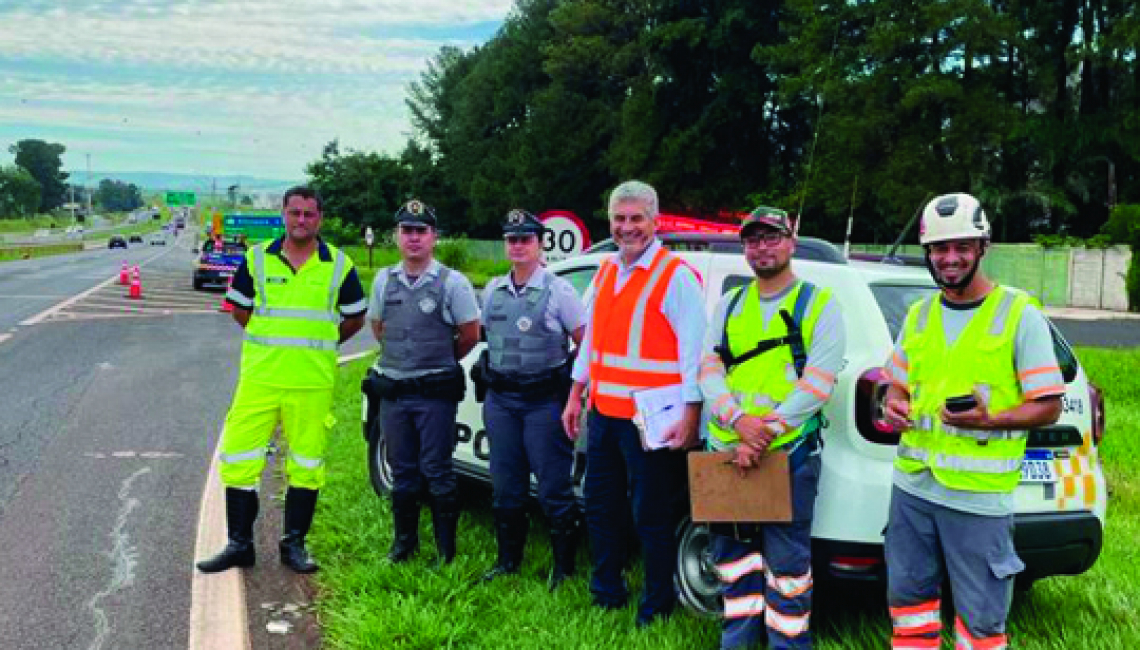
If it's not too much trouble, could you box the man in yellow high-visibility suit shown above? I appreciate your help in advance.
[196,186,366,574]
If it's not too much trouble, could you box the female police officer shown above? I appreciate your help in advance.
[477,209,586,589]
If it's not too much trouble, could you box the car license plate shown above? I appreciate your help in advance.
[1021,449,1056,483]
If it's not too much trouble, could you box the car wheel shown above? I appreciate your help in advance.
[675,517,724,618]
[367,428,395,498]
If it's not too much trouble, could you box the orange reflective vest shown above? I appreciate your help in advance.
[588,247,683,418]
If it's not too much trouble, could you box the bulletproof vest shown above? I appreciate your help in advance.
[485,275,568,374]
[378,267,458,373]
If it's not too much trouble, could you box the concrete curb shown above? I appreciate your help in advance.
[189,349,374,649]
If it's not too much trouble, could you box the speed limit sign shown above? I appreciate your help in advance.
[538,210,591,262]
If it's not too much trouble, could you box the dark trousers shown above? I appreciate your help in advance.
[484,389,576,520]
[381,395,458,499]
[583,409,687,624]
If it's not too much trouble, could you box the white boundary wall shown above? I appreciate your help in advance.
[1068,246,1132,310]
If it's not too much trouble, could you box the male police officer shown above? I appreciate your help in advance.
[368,200,480,565]
[197,186,367,575]
[882,193,1064,650]
[477,209,587,588]
[700,208,845,650]
[562,180,706,627]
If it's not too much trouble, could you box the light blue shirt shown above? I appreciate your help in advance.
[571,239,707,403]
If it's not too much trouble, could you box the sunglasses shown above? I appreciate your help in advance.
[399,225,430,235]
[505,235,537,245]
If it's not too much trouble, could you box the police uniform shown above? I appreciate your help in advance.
[699,209,846,650]
[198,234,367,575]
[477,210,587,587]
[367,200,480,565]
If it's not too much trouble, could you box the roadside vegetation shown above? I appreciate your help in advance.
[310,348,1140,649]
[342,241,510,291]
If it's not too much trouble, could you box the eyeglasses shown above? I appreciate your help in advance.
[505,235,536,245]
[742,232,786,247]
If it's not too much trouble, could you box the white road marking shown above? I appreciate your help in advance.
[0,333,11,345]
[19,246,179,326]
[87,467,151,650]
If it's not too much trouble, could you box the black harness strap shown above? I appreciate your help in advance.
[714,281,816,378]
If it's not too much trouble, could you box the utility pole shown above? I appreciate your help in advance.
[85,153,93,218]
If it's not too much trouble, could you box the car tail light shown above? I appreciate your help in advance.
[829,555,883,577]
[1089,382,1105,445]
[855,368,901,445]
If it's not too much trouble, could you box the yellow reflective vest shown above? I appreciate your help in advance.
[241,241,351,389]
[708,281,830,450]
[895,286,1031,493]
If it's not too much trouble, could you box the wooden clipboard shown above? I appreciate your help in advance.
[687,450,792,523]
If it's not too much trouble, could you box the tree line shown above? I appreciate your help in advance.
[2,139,143,218]
[308,0,1138,244]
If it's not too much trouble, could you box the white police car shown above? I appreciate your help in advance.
[362,234,1106,617]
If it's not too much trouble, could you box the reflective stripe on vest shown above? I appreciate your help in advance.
[896,286,1031,493]
[707,281,828,450]
[588,247,683,418]
[241,242,346,387]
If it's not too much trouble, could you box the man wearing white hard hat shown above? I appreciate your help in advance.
[880,193,1064,650]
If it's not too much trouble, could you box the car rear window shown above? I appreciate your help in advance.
[869,284,938,340]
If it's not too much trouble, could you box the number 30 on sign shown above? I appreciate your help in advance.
[538,210,591,263]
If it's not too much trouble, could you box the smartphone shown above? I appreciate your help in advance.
[944,394,978,413]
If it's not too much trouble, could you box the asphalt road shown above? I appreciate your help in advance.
[1050,317,1140,348]
[0,234,242,649]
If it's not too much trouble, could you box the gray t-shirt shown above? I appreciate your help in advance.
[367,259,480,379]
[700,279,847,447]
[884,291,1065,516]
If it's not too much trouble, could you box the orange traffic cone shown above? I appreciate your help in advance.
[128,265,142,300]
[119,260,130,285]
[219,277,234,313]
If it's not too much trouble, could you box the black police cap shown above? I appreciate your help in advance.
[394,199,437,227]
[502,209,544,236]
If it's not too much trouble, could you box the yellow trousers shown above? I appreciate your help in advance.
[218,380,336,490]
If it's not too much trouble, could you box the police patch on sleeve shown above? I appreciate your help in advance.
[419,297,438,314]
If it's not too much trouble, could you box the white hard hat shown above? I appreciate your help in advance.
[919,193,991,245]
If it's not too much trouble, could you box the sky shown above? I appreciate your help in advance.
[0,0,512,182]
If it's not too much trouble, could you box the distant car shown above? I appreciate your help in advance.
[128,234,144,243]
[149,233,166,245]
[108,235,128,249]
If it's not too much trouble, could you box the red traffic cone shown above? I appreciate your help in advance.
[128,265,142,300]
[119,260,130,285]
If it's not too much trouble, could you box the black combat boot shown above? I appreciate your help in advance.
[197,487,259,573]
[430,491,461,566]
[481,508,528,582]
[548,510,580,591]
[279,487,320,574]
[387,491,420,563]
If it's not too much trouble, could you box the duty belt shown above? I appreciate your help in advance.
[486,366,567,399]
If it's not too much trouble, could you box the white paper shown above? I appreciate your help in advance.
[632,384,683,450]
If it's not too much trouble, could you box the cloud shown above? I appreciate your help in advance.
[0,0,511,176]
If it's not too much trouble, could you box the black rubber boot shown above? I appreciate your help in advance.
[387,491,420,563]
[279,487,320,574]
[430,491,461,566]
[548,510,580,591]
[197,487,259,573]
[481,508,528,582]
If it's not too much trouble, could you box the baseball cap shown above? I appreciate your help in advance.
[740,206,794,237]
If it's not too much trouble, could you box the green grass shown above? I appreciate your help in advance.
[312,348,1140,649]
[0,242,84,261]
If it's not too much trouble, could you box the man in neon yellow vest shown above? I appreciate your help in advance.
[882,193,1065,650]
[197,186,366,575]
[700,207,846,650]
